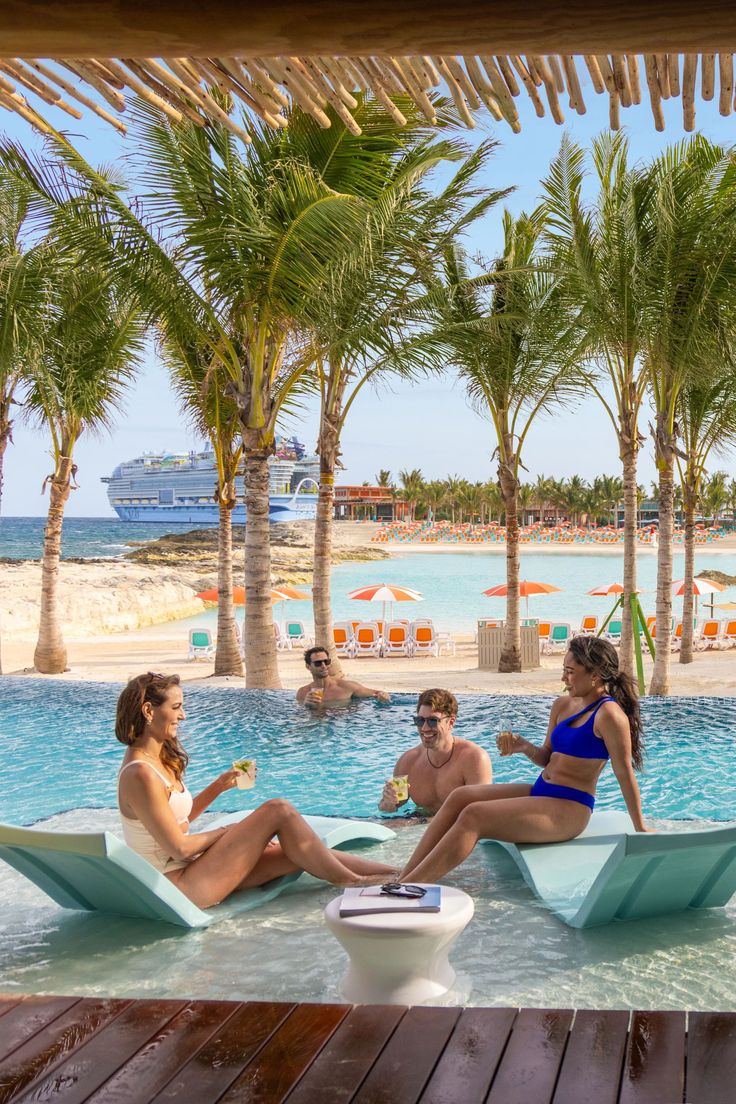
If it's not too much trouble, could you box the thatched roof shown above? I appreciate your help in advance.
[2,3,736,136]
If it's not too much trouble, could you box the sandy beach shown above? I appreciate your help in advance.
[3,521,736,693]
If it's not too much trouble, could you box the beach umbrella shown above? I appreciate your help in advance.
[482,580,561,618]
[672,577,725,615]
[347,583,423,623]
[196,585,311,627]
[588,582,625,596]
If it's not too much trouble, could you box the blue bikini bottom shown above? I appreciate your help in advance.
[530,773,595,810]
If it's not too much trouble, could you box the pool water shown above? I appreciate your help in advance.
[1,680,734,1010]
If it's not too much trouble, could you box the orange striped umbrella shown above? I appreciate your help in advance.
[196,586,310,605]
[482,580,561,618]
[347,583,423,623]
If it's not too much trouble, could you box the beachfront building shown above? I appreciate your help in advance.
[334,485,410,522]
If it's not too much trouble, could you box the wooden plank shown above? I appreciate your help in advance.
[13,999,187,1104]
[619,1011,686,1104]
[286,1004,406,1104]
[84,1001,241,1103]
[419,1007,517,1104]
[0,998,129,1104]
[218,1003,349,1104]
[686,1012,736,1104]
[486,1008,574,1104]
[353,1006,462,1104]
[151,1002,296,1104]
[552,1010,630,1104]
[0,996,81,1063]
[0,999,23,1021]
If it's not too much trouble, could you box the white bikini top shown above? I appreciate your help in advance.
[118,759,193,873]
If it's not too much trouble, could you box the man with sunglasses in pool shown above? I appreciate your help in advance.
[296,646,391,706]
[378,688,492,816]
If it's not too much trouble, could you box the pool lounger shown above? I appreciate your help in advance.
[0,813,395,929]
[482,809,736,928]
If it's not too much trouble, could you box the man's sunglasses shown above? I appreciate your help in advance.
[380,882,426,899]
[311,658,331,667]
[411,715,444,729]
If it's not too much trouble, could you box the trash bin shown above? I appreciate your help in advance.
[477,623,540,671]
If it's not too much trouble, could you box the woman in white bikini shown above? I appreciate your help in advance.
[116,672,395,908]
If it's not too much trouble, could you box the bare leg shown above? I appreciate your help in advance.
[400,783,532,878]
[169,799,394,908]
[402,796,591,884]
[236,844,396,890]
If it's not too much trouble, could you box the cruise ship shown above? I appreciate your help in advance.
[102,437,320,523]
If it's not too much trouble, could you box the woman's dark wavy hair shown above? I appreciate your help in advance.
[567,635,643,769]
[115,672,189,783]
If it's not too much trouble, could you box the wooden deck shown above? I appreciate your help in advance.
[0,995,734,1103]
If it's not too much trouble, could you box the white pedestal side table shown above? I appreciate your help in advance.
[324,885,474,1005]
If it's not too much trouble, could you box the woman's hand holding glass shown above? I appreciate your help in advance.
[496,730,527,757]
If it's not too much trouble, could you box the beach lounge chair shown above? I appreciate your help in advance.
[410,621,439,657]
[578,615,598,635]
[602,619,622,645]
[187,628,215,661]
[481,809,736,928]
[695,619,724,650]
[722,619,736,647]
[671,621,684,651]
[537,621,551,647]
[285,620,311,647]
[333,622,356,657]
[233,620,245,658]
[353,621,382,658]
[0,815,395,930]
[383,621,412,657]
[273,622,292,650]
[542,623,571,654]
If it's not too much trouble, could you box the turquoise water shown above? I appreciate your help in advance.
[175,549,736,635]
[0,681,734,1009]
[0,516,201,560]
[2,680,734,825]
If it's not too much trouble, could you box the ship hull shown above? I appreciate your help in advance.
[111,496,316,524]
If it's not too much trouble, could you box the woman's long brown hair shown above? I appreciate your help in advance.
[115,673,189,783]
[567,635,643,769]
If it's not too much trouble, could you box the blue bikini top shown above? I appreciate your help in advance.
[550,696,614,760]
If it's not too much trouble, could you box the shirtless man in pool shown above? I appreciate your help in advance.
[296,646,390,706]
[378,688,492,816]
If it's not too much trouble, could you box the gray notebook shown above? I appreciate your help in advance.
[339,885,441,916]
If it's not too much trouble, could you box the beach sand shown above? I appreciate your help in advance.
[3,522,736,693]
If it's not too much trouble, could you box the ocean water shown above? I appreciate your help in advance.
[0,516,202,560]
[0,681,734,1009]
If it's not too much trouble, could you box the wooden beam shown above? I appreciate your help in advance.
[3,1,736,57]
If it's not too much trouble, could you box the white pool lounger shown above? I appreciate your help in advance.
[0,814,395,929]
[482,810,736,928]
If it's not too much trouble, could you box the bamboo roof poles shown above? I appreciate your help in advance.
[1,53,736,138]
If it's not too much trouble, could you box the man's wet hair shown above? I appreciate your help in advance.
[304,645,330,667]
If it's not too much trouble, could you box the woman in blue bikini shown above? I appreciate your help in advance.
[400,635,648,883]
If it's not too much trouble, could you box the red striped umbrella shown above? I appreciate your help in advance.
[482,580,561,618]
[347,583,423,623]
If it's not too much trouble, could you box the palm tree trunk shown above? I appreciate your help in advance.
[679,484,697,665]
[649,424,676,694]
[313,406,344,676]
[243,447,280,688]
[215,496,243,677]
[498,451,521,673]
[0,400,11,675]
[34,455,72,674]
[619,444,639,677]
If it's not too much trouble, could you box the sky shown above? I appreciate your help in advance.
[4,69,736,516]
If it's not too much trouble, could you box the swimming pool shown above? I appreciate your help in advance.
[1,680,734,1010]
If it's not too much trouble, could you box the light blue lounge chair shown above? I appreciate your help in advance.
[0,813,395,929]
[482,810,736,928]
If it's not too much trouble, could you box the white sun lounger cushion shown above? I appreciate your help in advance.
[482,809,736,927]
[0,813,395,929]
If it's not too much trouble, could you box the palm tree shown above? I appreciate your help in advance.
[676,376,736,663]
[2,99,396,687]
[398,468,425,521]
[542,132,649,676]
[26,254,143,673]
[0,168,50,673]
[638,137,736,693]
[375,469,393,488]
[430,212,581,671]
[161,329,244,676]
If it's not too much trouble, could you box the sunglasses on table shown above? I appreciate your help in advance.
[411,715,445,729]
[311,658,331,667]
[380,883,426,899]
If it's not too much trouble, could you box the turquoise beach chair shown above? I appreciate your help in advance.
[482,810,736,928]
[0,814,395,930]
